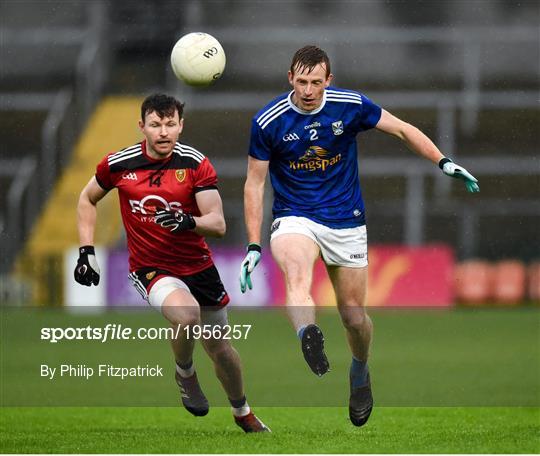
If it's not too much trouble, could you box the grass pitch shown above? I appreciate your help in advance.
[1,307,539,453]
[1,406,538,453]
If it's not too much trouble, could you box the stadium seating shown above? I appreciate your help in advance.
[527,262,540,303]
[454,260,493,305]
[14,98,141,304]
[492,260,526,305]
[454,259,540,305]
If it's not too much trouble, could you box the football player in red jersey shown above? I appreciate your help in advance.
[74,93,269,433]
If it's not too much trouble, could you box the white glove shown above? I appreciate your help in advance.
[439,158,480,193]
[239,244,261,293]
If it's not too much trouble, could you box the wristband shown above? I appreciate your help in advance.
[79,245,95,255]
[247,243,261,253]
[438,157,453,170]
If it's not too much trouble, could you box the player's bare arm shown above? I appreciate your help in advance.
[74,176,107,286]
[243,156,269,245]
[376,109,479,192]
[239,157,269,293]
[192,189,226,238]
[77,176,108,246]
[375,109,444,164]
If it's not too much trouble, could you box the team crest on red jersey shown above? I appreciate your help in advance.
[145,271,156,280]
[175,169,186,183]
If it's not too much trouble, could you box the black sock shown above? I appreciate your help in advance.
[350,357,369,388]
[176,359,193,370]
[229,395,247,409]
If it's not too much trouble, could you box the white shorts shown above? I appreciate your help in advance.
[270,216,368,268]
[129,275,228,327]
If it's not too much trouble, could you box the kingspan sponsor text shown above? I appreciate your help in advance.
[289,153,342,171]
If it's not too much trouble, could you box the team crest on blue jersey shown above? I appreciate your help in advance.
[332,120,344,135]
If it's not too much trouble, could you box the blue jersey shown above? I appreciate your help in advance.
[249,86,382,229]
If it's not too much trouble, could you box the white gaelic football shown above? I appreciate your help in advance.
[170,32,226,86]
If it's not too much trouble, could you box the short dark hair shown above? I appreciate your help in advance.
[290,45,331,78]
[141,93,184,123]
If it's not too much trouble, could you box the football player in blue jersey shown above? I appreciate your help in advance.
[239,45,479,427]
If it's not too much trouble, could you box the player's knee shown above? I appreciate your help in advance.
[207,340,236,363]
[283,266,311,292]
[340,306,370,333]
[182,316,201,330]
[166,308,200,328]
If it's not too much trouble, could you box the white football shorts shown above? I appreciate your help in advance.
[270,216,368,268]
[129,275,228,327]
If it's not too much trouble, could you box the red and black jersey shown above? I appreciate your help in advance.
[95,140,218,276]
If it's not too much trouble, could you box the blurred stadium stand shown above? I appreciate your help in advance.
[0,0,538,304]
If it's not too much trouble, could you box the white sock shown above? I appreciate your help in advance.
[176,362,195,378]
[231,403,251,417]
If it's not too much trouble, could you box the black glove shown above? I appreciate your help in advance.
[154,209,196,233]
[74,246,100,286]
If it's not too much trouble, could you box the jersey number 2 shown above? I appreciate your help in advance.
[309,129,319,141]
